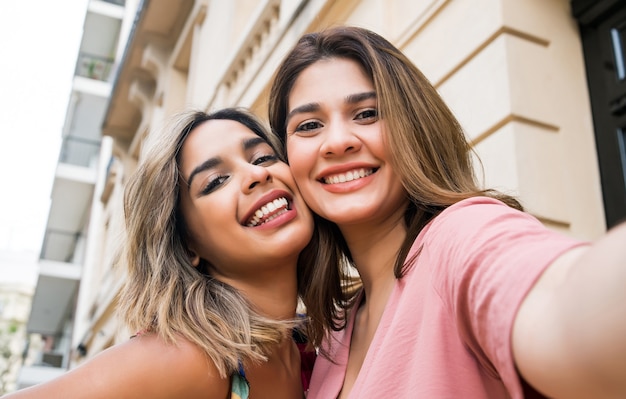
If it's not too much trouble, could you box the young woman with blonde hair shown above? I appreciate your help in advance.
[6,108,316,398]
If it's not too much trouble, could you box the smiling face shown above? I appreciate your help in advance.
[177,118,313,280]
[285,57,409,229]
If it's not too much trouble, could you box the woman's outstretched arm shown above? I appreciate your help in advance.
[513,222,626,399]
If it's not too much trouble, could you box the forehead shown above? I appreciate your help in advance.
[179,119,258,168]
[289,58,373,105]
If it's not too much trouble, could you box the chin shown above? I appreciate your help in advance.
[322,207,373,223]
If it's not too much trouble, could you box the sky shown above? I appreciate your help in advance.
[0,1,88,284]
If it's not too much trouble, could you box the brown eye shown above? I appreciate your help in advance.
[201,175,228,195]
[253,154,278,166]
[295,121,322,133]
[356,109,378,120]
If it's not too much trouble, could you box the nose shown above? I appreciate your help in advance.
[320,119,361,157]
[243,164,272,192]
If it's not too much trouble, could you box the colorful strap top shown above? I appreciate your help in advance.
[131,327,316,399]
[231,328,316,399]
[230,369,250,399]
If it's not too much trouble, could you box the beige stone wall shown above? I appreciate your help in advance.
[83,0,606,357]
[190,0,605,240]
[117,0,605,240]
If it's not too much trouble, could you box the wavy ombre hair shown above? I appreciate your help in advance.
[268,26,521,348]
[117,108,306,378]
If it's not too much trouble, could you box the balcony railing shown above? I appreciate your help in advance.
[101,0,125,5]
[22,333,70,369]
[59,136,101,168]
[17,331,72,388]
[40,229,84,263]
[75,53,115,82]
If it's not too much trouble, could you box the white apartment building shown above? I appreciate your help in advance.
[15,0,141,390]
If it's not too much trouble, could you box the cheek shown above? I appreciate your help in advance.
[286,140,313,182]
[367,125,390,158]
[286,141,321,208]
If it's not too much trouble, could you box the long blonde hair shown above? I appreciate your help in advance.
[269,26,522,348]
[117,108,298,378]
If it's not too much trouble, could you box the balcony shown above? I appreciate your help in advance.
[17,325,75,389]
[26,137,100,358]
[59,135,101,168]
[75,53,115,83]
[40,135,99,264]
[18,257,82,389]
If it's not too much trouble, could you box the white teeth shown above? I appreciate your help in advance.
[246,197,289,227]
[323,168,373,184]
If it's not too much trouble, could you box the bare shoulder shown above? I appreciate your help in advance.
[5,333,230,399]
[118,333,231,398]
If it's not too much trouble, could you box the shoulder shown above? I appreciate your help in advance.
[415,196,583,283]
[121,333,230,397]
[6,334,231,399]
[412,197,525,251]
[84,333,230,398]
[431,196,530,231]
[416,196,575,256]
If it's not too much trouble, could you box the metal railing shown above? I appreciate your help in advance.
[59,136,101,168]
[40,229,84,263]
[74,53,115,82]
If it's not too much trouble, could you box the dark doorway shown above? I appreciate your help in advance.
[572,0,626,228]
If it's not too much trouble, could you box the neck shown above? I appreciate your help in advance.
[339,209,407,300]
[268,333,299,361]
[219,257,299,320]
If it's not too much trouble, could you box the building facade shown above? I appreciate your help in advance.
[15,0,140,390]
[16,0,626,388]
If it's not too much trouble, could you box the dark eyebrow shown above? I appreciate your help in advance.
[187,157,220,189]
[346,91,376,104]
[285,91,377,126]
[243,136,267,150]
[186,136,268,189]
[286,102,320,126]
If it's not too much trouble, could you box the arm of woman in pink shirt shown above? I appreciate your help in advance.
[513,221,626,399]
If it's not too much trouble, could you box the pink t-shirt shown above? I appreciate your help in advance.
[308,197,585,398]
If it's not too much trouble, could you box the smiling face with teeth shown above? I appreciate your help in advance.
[177,117,313,281]
[284,57,409,229]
